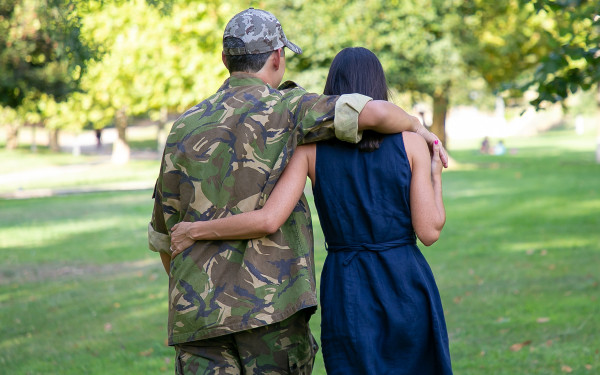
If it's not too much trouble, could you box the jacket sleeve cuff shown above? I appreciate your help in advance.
[148,222,171,253]
[334,94,372,143]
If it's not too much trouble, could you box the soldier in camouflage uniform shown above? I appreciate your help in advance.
[148,8,444,375]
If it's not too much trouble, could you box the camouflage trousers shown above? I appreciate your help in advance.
[174,311,319,375]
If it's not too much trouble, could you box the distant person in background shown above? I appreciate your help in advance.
[494,139,506,155]
[480,136,490,154]
[95,129,102,149]
[170,47,453,375]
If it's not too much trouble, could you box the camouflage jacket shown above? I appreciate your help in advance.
[149,73,371,344]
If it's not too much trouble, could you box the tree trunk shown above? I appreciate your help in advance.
[30,123,37,153]
[49,128,60,152]
[431,86,449,147]
[111,107,130,164]
[596,84,600,164]
[5,122,19,150]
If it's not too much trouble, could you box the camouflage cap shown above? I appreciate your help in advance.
[223,8,303,56]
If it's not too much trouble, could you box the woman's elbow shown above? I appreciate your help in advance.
[418,234,439,247]
[261,214,283,235]
[415,227,442,247]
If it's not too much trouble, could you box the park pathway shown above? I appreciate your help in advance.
[0,127,160,199]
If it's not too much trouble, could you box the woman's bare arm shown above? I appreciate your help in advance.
[359,100,448,167]
[170,145,313,257]
[403,132,446,246]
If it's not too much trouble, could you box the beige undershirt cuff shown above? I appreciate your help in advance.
[148,222,171,253]
[334,94,372,143]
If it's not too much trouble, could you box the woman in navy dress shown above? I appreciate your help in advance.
[171,47,452,374]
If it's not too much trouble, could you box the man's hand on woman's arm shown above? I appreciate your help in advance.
[169,145,313,258]
[358,100,448,167]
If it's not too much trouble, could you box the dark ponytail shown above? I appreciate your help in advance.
[324,47,390,152]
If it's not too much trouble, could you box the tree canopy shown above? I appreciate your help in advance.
[512,0,600,108]
[0,0,92,108]
[2,0,599,154]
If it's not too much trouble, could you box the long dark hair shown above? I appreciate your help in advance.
[324,47,389,152]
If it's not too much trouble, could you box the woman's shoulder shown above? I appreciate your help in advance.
[402,132,428,149]
[401,132,429,162]
[401,131,426,144]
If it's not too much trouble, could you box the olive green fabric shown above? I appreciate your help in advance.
[149,73,370,345]
[174,312,318,374]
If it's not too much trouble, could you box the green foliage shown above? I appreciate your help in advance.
[3,0,598,148]
[0,0,93,108]
[264,0,463,96]
[41,0,246,133]
[454,0,551,93]
[511,0,600,107]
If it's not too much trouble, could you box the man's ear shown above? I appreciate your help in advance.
[222,52,228,69]
[271,49,281,71]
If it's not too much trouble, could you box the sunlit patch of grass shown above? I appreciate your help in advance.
[1,130,599,374]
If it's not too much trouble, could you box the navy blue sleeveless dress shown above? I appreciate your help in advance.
[312,133,452,375]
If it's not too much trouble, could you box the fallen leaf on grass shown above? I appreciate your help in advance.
[585,364,592,370]
[537,317,550,323]
[510,340,532,352]
[548,264,556,270]
[104,323,112,332]
[561,365,572,373]
[546,340,553,347]
[139,348,154,357]
[540,249,548,256]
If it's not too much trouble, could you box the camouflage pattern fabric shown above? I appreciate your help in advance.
[174,311,318,374]
[223,8,302,56]
[150,73,370,345]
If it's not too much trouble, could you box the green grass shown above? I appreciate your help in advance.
[0,148,159,195]
[1,129,599,374]
[435,132,600,374]
[0,191,172,374]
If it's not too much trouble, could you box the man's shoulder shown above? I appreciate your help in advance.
[277,80,313,98]
[174,90,228,124]
[278,80,303,91]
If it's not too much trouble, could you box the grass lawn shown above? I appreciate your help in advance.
[1,129,599,374]
[0,147,159,196]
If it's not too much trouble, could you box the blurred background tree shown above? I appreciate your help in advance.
[0,0,93,149]
[1,0,598,160]
[509,0,599,108]
[267,0,598,148]
[55,0,241,162]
